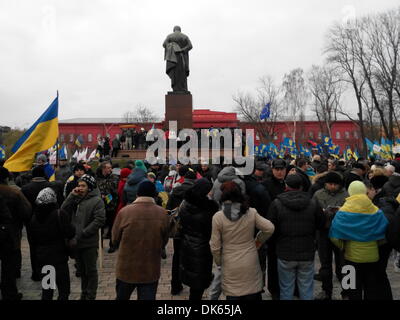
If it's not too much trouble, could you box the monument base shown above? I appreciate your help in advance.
[165,92,193,130]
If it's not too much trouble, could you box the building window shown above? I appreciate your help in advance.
[282,132,287,139]
[345,131,350,139]
[115,134,120,139]
[309,131,314,138]
[354,131,359,139]
[336,131,341,139]
[273,135,278,140]
[69,134,74,142]
[88,134,92,142]
[318,132,322,139]
[60,134,65,142]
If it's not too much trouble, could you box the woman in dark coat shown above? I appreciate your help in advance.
[29,187,75,300]
[179,178,219,300]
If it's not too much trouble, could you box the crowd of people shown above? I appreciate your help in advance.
[1,152,400,301]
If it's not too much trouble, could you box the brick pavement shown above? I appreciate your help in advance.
[6,232,400,300]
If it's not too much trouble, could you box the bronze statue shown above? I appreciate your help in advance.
[163,26,193,93]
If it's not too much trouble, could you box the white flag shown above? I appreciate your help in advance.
[88,149,97,161]
[49,151,57,165]
[72,150,79,159]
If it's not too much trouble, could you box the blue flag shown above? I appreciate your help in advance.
[260,103,270,120]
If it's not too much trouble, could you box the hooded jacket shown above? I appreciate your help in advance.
[210,205,274,297]
[61,188,105,249]
[329,194,388,263]
[267,191,325,261]
[123,169,148,205]
[210,167,246,204]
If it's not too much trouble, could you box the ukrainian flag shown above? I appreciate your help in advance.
[4,96,59,172]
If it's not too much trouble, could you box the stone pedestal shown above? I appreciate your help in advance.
[165,92,193,130]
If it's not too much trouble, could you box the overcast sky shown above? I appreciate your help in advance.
[0,0,399,128]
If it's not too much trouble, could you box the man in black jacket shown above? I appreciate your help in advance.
[262,158,287,300]
[0,167,31,300]
[166,169,197,295]
[21,166,52,281]
[267,174,325,300]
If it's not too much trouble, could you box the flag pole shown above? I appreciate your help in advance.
[56,91,59,169]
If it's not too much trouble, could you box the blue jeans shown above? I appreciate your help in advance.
[209,266,222,300]
[116,279,158,300]
[277,259,314,300]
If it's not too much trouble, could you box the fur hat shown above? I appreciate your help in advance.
[324,171,343,186]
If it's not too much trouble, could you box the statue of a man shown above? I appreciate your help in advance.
[163,26,193,93]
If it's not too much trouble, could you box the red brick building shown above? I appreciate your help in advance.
[59,109,361,153]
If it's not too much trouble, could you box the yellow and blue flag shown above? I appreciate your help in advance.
[44,162,56,182]
[4,96,58,172]
[0,145,5,159]
[260,103,271,120]
[75,135,84,148]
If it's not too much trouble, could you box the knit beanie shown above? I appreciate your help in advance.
[325,171,343,186]
[348,181,367,196]
[79,174,97,191]
[285,174,303,190]
[137,180,157,197]
[35,187,57,205]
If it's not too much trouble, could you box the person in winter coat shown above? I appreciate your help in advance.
[267,174,325,300]
[329,181,389,300]
[179,179,219,300]
[166,169,197,295]
[96,161,119,251]
[344,163,366,189]
[210,181,275,300]
[111,137,120,158]
[243,167,272,292]
[210,166,246,204]
[309,164,329,196]
[63,164,86,199]
[312,171,348,300]
[123,166,148,205]
[112,181,170,300]
[163,165,178,193]
[0,167,31,300]
[367,179,400,300]
[21,166,53,281]
[29,188,75,300]
[261,158,287,300]
[381,165,400,198]
[61,174,105,300]
[55,158,72,185]
[116,168,132,214]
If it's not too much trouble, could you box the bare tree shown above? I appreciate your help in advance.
[325,21,368,155]
[233,76,283,143]
[122,104,159,123]
[307,64,342,139]
[282,68,309,142]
